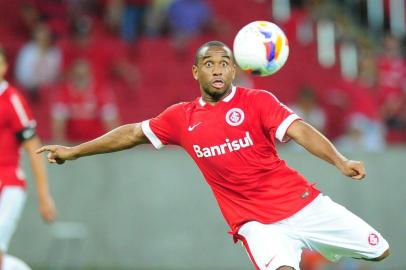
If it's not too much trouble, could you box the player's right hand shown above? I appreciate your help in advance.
[36,145,77,164]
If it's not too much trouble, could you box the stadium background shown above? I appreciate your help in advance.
[1,0,405,269]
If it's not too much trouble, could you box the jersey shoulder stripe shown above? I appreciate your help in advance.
[10,93,31,127]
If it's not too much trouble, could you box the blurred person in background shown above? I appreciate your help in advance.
[16,1,41,40]
[233,67,254,89]
[120,0,150,43]
[0,47,56,270]
[52,59,120,143]
[15,23,62,102]
[377,34,406,91]
[167,0,224,53]
[144,0,175,37]
[104,0,125,35]
[288,86,326,151]
[335,50,386,152]
[376,33,406,144]
[21,0,69,37]
[103,0,149,43]
[290,86,326,133]
[61,14,140,96]
[335,113,384,153]
[38,41,389,270]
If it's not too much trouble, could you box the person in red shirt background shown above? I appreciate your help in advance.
[376,34,406,144]
[51,58,119,142]
[0,47,56,270]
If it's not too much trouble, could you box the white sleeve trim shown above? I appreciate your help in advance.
[275,114,301,142]
[10,94,31,127]
[141,120,165,149]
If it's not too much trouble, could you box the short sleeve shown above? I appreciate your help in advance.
[255,90,301,142]
[141,103,184,149]
[8,91,36,133]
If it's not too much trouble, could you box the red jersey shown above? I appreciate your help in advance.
[0,81,36,191]
[377,56,406,90]
[141,86,320,234]
[53,82,118,142]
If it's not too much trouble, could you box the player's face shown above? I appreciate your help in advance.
[0,54,7,80]
[192,46,236,101]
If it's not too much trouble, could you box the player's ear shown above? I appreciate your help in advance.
[192,65,199,80]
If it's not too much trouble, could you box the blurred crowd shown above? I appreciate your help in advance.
[0,0,405,150]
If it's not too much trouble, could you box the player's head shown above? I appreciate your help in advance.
[0,46,8,80]
[192,41,236,101]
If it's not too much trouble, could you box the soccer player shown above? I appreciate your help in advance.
[0,47,57,270]
[37,41,389,270]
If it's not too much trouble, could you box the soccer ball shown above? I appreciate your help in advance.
[233,21,289,76]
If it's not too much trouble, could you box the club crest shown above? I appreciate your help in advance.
[226,108,245,126]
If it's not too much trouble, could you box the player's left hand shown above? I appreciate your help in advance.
[337,160,366,180]
[38,194,57,223]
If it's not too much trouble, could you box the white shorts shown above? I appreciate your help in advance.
[237,194,389,270]
[0,187,26,252]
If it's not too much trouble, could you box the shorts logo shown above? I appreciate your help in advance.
[226,108,244,126]
[368,233,379,246]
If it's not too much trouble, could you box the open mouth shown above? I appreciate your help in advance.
[211,79,225,88]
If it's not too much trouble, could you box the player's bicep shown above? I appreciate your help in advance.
[133,122,150,145]
[286,120,308,142]
[286,120,324,146]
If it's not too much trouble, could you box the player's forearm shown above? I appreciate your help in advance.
[291,122,347,167]
[23,137,51,197]
[72,123,145,158]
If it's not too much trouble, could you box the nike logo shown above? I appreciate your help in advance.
[188,122,202,131]
[265,255,276,268]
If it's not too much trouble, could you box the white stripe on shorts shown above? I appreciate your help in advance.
[0,187,27,252]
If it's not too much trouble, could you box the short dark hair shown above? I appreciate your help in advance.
[194,40,234,65]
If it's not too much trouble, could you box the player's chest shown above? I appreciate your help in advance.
[181,106,257,146]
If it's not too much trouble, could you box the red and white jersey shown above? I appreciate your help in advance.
[141,86,320,234]
[52,82,118,142]
[0,81,36,191]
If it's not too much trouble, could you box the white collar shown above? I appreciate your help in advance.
[0,81,9,96]
[199,86,237,106]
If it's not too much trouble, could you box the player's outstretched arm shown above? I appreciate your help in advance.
[36,123,149,164]
[286,120,366,180]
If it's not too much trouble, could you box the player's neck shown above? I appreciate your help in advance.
[201,87,232,106]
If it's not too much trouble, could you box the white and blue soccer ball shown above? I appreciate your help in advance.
[233,21,289,76]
